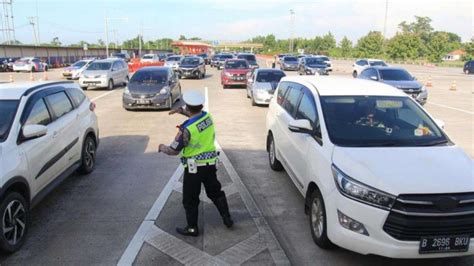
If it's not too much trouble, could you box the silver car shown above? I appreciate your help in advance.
[79,58,129,90]
[164,55,184,71]
[246,69,286,106]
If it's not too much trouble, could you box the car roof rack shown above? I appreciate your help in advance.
[23,81,74,97]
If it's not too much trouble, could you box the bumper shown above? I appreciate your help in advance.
[252,91,273,105]
[63,71,80,79]
[178,69,200,78]
[222,76,246,86]
[13,65,32,72]
[326,190,474,258]
[122,93,171,109]
[305,68,328,75]
[79,78,108,88]
[282,65,298,71]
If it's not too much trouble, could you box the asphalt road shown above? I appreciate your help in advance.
[0,61,472,265]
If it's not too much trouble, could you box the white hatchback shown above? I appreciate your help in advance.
[266,76,473,258]
[0,81,99,253]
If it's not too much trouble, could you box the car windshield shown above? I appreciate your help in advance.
[225,60,249,69]
[198,54,207,58]
[181,58,200,65]
[238,55,256,62]
[320,96,447,147]
[306,58,326,64]
[112,53,125,58]
[72,61,87,68]
[87,62,111,70]
[220,55,233,60]
[166,56,181,62]
[284,57,297,62]
[318,56,329,61]
[369,61,387,67]
[142,55,154,59]
[379,69,413,81]
[130,70,168,84]
[17,59,30,63]
[0,100,19,143]
[256,71,285,82]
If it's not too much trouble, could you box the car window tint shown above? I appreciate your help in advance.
[68,88,86,106]
[277,82,290,105]
[46,92,73,119]
[283,87,301,117]
[25,99,51,126]
[296,89,321,138]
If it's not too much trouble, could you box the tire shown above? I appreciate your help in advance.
[107,79,114,90]
[309,189,335,249]
[31,67,35,72]
[44,66,48,72]
[168,96,173,110]
[352,71,357,78]
[0,192,29,253]
[246,89,250,98]
[251,94,257,106]
[81,86,88,91]
[123,75,129,86]
[78,135,97,175]
[268,134,283,171]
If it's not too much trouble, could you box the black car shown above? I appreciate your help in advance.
[216,54,234,69]
[237,53,259,69]
[298,57,328,75]
[122,66,181,110]
[280,56,299,71]
[464,60,474,74]
[177,56,206,79]
[197,53,210,64]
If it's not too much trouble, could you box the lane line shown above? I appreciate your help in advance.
[427,102,473,115]
[90,89,118,102]
[117,165,183,266]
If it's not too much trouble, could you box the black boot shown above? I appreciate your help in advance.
[214,196,234,228]
[177,207,199,236]
[176,226,199,237]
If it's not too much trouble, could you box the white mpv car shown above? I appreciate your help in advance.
[266,76,473,258]
[0,81,99,253]
[79,58,129,90]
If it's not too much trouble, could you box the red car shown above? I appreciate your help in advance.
[221,59,251,88]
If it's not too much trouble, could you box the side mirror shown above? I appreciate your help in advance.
[370,76,378,81]
[288,119,313,134]
[434,119,445,129]
[22,124,47,140]
[412,76,417,80]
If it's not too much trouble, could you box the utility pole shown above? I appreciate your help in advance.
[112,28,118,49]
[0,0,15,44]
[35,0,40,44]
[289,9,295,53]
[28,16,38,46]
[138,21,142,57]
[383,0,389,39]
[104,14,127,57]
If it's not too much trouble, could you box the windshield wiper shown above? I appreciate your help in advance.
[416,140,448,146]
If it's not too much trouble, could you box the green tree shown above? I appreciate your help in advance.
[179,35,186,40]
[425,32,450,62]
[339,36,353,57]
[398,16,433,43]
[50,37,62,46]
[462,38,474,60]
[386,33,423,60]
[354,31,384,58]
[320,32,336,52]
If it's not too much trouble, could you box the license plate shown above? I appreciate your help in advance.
[136,100,151,105]
[419,235,470,254]
[233,77,244,80]
[84,81,99,84]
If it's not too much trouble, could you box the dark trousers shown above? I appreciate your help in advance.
[182,165,230,227]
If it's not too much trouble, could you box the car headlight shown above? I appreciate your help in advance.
[421,86,427,92]
[160,86,170,95]
[224,72,232,77]
[332,165,396,210]
[123,86,131,95]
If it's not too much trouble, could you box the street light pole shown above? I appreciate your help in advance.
[383,0,389,38]
[105,15,109,57]
[289,9,295,53]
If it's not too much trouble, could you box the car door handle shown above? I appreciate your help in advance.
[53,131,60,138]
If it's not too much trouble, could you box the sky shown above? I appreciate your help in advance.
[9,0,473,46]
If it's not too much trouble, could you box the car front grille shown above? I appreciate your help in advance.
[383,193,474,241]
[131,93,156,99]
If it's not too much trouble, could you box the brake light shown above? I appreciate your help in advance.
[89,102,96,112]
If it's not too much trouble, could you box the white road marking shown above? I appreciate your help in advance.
[427,102,474,115]
[90,90,118,102]
[117,166,183,266]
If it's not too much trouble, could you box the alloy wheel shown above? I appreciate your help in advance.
[3,200,26,246]
[269,139,276,165]
[84,138,96,169]
[311,198,324,238]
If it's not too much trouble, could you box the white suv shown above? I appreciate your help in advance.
[352,59,388,78]
[0,81,99,253]
[266,76,473,258]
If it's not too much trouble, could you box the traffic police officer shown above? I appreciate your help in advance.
[159,90,233,236]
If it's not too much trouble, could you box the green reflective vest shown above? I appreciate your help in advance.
[181,112,217,165]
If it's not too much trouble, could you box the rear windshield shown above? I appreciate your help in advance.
[284,57,298,62]
[379,69,412,81]
[130,70,168,84]
[220,55,233,59]
[306,58,326,64]
[142,55,154,59]
[112,53,126,58]
[369,61,387,67]
[0,100,19,142]
[237,54,256,62]
[72,61,87,68]
[256,71,286,82]
[225,60,249,69]
[87,62,111,70]
[166,56,182,62]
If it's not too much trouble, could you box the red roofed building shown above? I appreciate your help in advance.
[443,49,466,61]
[171,41,213,55]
